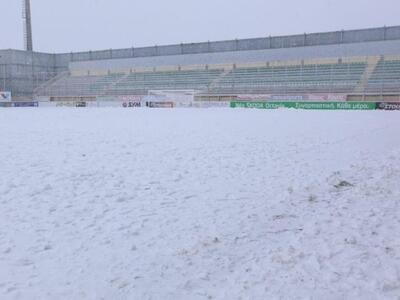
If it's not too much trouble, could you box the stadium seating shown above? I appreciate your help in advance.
[37,75,101,97]
[211,62,366,94]
[107,69,223,95]
[36,69,224,97]
[90,73,125,93]
[34,58,400,98]
[365,59,400,93]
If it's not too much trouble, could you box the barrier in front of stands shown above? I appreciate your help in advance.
[376,102,400,110]
[3,100,400,110]
[230,101,377,110]
[5,102,39,107]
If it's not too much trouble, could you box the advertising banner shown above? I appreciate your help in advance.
[230,101,376,110]
[85,101,123,107]
[12,102,39,107]
[147,101,174,108]
[55,101,86,107]
[0,92,12,102]
[0,102,12,107]
[75,102,87,107]
[307,94,347,101]
[270,95,305,101]
[191,101,230,108]
[122,101,141,108]
[236,94,347,102]
[376,102,400,111]
[97,95,144,102]
[55,102,76,107]
[38,101,58,107]
[237,94,271,101]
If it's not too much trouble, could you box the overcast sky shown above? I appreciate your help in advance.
[1,0,399,53]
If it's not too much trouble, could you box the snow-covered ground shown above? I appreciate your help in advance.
[0,108,400,300]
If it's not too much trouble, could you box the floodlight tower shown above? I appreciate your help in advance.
[22,0,33,51]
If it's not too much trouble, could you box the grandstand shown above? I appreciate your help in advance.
[210,61,367,94]
[1,26,400,101]
[35,60,361,97]
[34,56,400,102]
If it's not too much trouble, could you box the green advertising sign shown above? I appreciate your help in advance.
[230,101,376,110]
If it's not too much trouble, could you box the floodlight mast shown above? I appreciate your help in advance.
[22,0,33,51]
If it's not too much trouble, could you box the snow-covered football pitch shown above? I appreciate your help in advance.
[0,108,399,300]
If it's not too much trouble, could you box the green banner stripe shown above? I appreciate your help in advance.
[230,102,376,110]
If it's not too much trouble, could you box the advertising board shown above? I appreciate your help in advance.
[147,101,174,108]
[376,102,400,110]
[230,101,376,110]
[55,101,87,107]
[122,101,141,108]
[191,101,230,108]
[12,102,39,107]
[236,94,347,102]
[0,102,12,107]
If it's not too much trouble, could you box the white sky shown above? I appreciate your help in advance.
[1,0,399,53]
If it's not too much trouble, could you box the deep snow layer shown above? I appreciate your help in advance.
[0,108,400,300]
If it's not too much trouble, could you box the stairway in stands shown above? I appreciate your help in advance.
[207,68,233,90]
[353,57,380,94]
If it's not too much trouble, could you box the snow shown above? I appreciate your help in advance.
[0,108,400,300]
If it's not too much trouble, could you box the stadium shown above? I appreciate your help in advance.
[1,25,400,108]
[1,1,400,299]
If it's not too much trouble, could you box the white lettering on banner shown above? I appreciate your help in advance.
[247,102,264,109]
[122,101,141,108]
